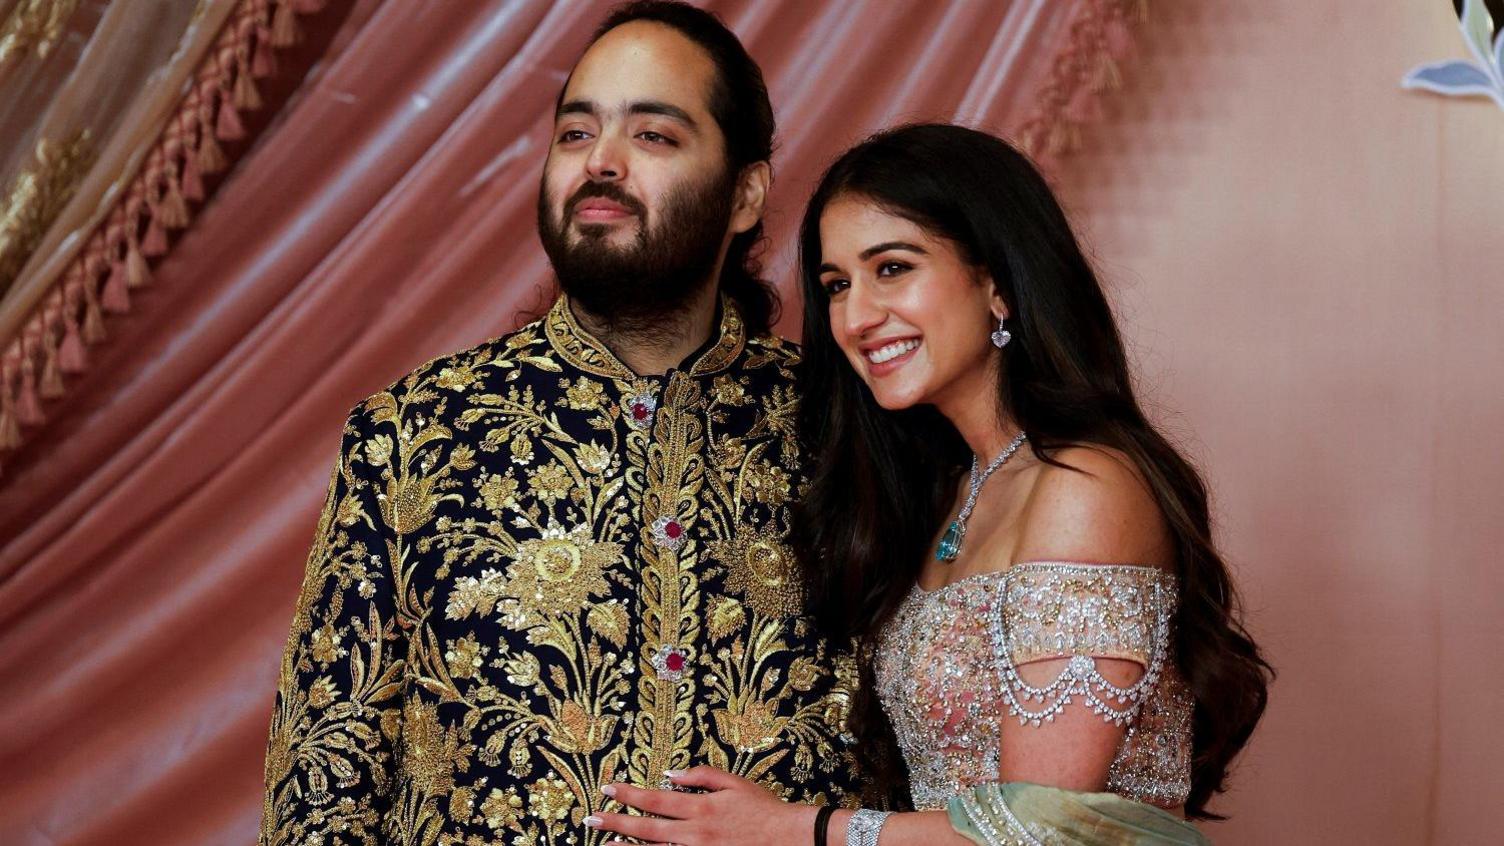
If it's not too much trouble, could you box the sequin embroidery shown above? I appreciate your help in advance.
[873,562,1192,811]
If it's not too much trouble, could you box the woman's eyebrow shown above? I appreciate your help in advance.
[859,241,927,260]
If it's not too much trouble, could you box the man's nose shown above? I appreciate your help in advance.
[585,135,625,182]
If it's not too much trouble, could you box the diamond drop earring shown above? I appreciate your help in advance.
[990,313,1012,349]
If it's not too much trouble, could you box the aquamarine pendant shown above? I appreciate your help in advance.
[936,520,964,562]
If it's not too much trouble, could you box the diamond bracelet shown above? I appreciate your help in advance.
[846,808,893,846]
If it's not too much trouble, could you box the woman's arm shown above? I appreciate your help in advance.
[587,767,973,846]
[992,445,1174,792]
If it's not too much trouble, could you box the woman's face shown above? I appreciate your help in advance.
[818,194,1004,412]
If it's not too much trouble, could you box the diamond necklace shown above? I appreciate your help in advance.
[935,431,1029,562]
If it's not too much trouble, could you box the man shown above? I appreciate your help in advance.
[259,3,869,844]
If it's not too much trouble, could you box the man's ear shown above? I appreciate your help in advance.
[729,161,771,235]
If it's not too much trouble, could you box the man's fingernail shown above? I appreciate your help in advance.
[600,784,617,797]
[664,769,686,778]
[584,815,603,828]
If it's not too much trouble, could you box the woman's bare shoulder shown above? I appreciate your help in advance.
[1011,445,1174,568]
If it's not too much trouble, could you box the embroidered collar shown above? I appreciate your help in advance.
[544,293,746,380]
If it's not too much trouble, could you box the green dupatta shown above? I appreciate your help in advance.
[948,783,1212,845]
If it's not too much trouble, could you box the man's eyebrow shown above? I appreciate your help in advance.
[555,98,698,131]
[628,100,698,132]
[557,99,596,119]
[859,241,928,261]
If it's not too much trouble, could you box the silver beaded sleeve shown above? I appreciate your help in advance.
[845,808,894,846]
[992,563,1175,728]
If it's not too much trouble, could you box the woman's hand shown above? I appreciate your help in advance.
[585,766,819,846]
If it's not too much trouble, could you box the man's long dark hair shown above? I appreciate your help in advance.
[792,123,1272,818]
[587,0,779,335]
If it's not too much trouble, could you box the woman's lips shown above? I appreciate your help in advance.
[862,338,921,376]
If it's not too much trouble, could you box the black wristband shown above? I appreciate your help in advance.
[812,800,836,836]
[814,804,836,846]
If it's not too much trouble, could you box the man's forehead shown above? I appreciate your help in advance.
[563,21,717,120]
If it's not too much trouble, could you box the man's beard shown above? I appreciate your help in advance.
[537,166,735,337]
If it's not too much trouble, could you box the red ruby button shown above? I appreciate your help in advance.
[664,652,686,672]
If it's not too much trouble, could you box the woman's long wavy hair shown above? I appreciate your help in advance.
[791,124,1271,818]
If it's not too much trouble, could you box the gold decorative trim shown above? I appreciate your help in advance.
[0,131,95,298]
[0,0,82,66]
[688,296,745,377]
[545,295,635,380]
[544,293,747,380]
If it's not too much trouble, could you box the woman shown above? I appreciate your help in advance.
[586,124,1271,845]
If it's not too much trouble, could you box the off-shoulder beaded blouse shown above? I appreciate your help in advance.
[873,562,1193,811]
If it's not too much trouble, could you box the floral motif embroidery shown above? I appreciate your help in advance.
[260,295,869,846]
[712,526,803,618]
[506,524,620,608]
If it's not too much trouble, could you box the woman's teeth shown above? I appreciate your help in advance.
[866,339,920,364]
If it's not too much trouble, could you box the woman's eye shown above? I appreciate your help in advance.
[822,278,849,295]
[876,260,911,278]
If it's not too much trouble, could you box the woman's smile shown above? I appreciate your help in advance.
[861,337,922,373]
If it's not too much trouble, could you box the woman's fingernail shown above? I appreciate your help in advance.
[664,769,686,778]
[583,815,603,828]
[600,784,617,797]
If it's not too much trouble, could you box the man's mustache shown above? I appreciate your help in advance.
[564,182,648,221]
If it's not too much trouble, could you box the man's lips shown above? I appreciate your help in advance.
[573,199,636,222]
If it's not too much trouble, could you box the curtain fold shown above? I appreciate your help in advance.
[0,3,1147,843]
[0,0,355,475]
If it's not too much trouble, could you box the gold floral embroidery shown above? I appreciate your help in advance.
[478,472,519,511]
[564,377,609,410]
[742,459,791,506]
[712,700,786,753]
[505,525,621,609]
[549,700,620,755]
[480,786,525,831]
[400,698,473,797]
[528,775,575,824]
[261,295,870,846]
[444,633,488,679]
[527,461,573,504]
[436,364,480,391]
[713,526,803,618]
[576,441,612,474]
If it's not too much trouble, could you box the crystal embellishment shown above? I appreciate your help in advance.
[650,515,686,550]
[651,645,689,681]
[624,392,658,431]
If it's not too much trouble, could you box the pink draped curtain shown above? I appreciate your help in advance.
[0,2,1143,843]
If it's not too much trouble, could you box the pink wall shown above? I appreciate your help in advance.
[1058,3,1504,843]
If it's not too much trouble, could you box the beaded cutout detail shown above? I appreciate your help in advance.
[874,562,1193,810]
[957,786,1045,846]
